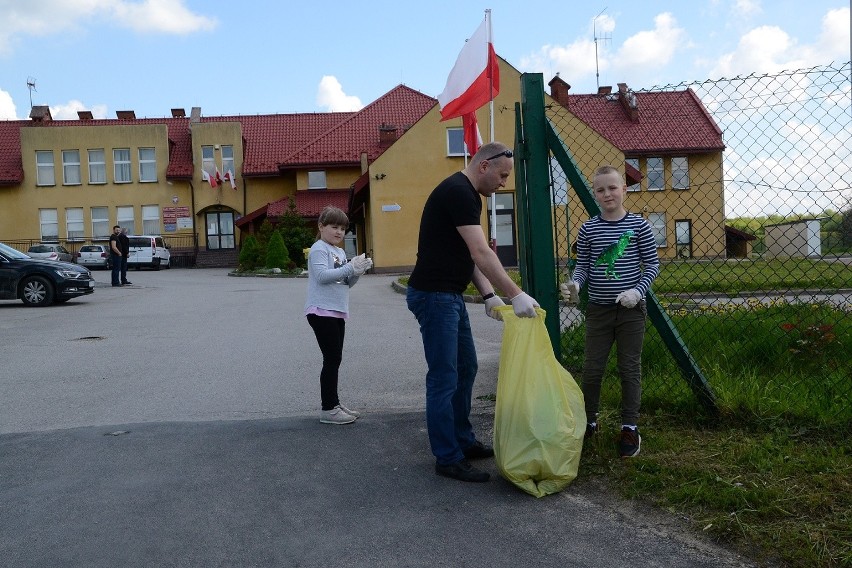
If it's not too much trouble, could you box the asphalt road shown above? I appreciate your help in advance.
[0,268,760,567]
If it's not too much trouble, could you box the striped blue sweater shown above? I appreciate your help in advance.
[572,213,660,304]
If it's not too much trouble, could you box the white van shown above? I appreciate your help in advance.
[127,235,171,270]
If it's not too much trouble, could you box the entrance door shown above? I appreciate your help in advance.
[206,212,235,250]
[487,193,518,266]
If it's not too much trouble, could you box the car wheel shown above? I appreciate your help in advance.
[153,259,161,271]
[21,275,55,307]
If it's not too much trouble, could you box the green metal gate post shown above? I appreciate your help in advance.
[517,73,561,356]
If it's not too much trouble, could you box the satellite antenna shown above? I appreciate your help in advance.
[593,9,611,90]
[27,77,37,110]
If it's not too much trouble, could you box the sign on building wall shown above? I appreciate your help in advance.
[163,206,191,232]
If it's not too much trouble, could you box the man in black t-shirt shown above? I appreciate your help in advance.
[407,141,539,483]
[108,225,122,287]
[118,227,131,286]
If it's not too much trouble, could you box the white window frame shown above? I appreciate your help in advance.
[201,145,216,179]
[138,148,157,182]
[221,145,234,175]
[36,151,55,186]
[447,127,465,156]
[142,204,160,235]
[646,157,664,191]
[39,209,59,241]
[114,148,132,183]
[91,206,109,240]
[66,208,85,241]
[672,156,690,190]
[625,158,640,192]
[307,170,327,189]
[647,212,667,247]
[88,149,106,184]
[62,150,81,185]
[550,156,568,206]
[117,205,135,234]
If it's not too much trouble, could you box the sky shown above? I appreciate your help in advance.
[0,0,848,121]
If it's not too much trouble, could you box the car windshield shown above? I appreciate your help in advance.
[29,245,52,253]
[0,242,30,259]
[80,246,100,252]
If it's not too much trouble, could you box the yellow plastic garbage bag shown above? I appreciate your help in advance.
[493,307,586,497]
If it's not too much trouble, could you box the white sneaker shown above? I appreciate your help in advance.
[320,405,356,425]
[338,403,360,419]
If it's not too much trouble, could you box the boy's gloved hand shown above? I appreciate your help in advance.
[560,280,580,303]
[350,253,372,276]
[615,288,642,308]
[510,292,539,317]
[484,295,505,320]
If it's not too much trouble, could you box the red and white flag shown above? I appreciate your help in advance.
[462,112,482,157]
[437,16,500,122]
[215,167,223,186]
[224,169,237,190]
[202,168,218,189]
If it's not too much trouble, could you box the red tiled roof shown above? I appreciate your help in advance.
[564,89,725,154]
[0,120,24,185]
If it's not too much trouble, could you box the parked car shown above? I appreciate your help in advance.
[77,244,112,269]
[0,242,94,306]
[27,243,74,263]
[127,235,171,270]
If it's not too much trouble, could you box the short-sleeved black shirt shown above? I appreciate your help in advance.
[408,171,482,293]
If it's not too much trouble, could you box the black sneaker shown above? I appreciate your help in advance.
[462,440,494,459]
[122,281,132,285]
[618,427,641,458]
[435,459,490,482]
[585,422,600,438]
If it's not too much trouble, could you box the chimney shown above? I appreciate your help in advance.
[378,123,398,146]
[77,110,94,120]
[29,105,52,122]
[171,108,186,118]
[547,75,571,106]
[190,107,202,124]
[617,83,639,122]
[116,110,136,119]
[597,86,612,95]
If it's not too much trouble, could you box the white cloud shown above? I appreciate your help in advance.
[610,13,687,75]
[316,76,363,112]
[0,0,215,55]
[50,100,109,120]
[732,0,762,18]
[0,89,17,119]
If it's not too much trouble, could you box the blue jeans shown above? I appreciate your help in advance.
[406,287,478,465]
[110,253,122,285]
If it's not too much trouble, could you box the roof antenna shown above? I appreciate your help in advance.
[27,77,37,110]
[593,9,611,91]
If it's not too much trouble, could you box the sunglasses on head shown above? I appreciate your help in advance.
[484,149,513,161]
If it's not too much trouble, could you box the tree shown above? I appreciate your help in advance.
[238,235,262,271]
[841,207,852,247]
[276,197,316,268]
[265,230,291,269]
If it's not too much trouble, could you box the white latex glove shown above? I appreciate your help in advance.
[560,280,580,303]
[615,288,642,308]
[350,253,371,276]
[484,295,505,320]
[510,292,539,318]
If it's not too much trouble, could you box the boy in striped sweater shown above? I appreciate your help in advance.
[562,165,660,458]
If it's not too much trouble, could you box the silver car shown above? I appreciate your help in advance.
[27,244,74,263]
[76,244,112,269]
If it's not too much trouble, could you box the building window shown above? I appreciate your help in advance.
[88,149,106,184]
[91,207,109,240]
[62,150,81,185]
[36,151,55,186]
[308,171,327,189]
[626,158,640,192]
[39,209,59,241]
[206,211,235,250]
[646,157,663,191]
[142,205,160,234]
[672,156,689,189]
[447,127,466,156]
[117,205,135,234]
[675,219,692,258]
[66,208,85,241]
[201,145,216,179]
[647,212,667,247]
[138,148,157,182]
[550,156,568,205]
[221,145,234,175]
[114,149,131,183]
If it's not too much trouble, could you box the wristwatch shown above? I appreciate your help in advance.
[482,292,496,300]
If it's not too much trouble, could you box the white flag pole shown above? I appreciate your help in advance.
[486,9,498,253]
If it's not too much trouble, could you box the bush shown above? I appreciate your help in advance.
[277,198,315,268]
[238,235,262,270]
[265,230,291,269]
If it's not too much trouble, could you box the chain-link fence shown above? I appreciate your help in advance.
[544,62,851,426]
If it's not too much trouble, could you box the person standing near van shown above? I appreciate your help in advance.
[305,206,372,425]
[109,225,123,287]
[119,227,131,286]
